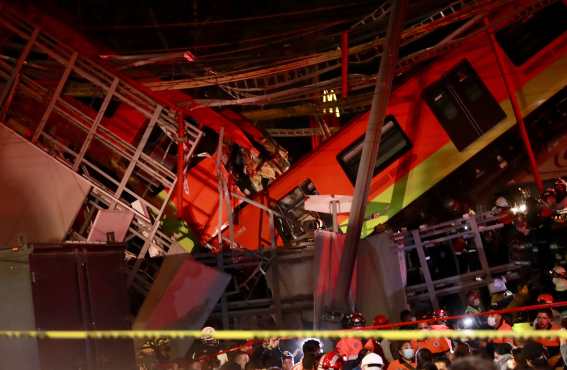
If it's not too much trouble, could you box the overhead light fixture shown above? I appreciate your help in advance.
[321,89,340,118]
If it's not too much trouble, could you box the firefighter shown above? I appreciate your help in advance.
[360,352,384,370]
[486,310,513,345]
[431,309,449,330]
[363,314,390,367]
[188,327,221,365]
[387,341,416,370]
[536,293,561,323]
[318,351,344,370]
[463,290,484,329]
[336,313,365,369]
[412,312,451,357]
[533,309,560,356]
[465,290,482,314]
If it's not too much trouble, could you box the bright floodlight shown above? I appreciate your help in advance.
[462,317,474,328]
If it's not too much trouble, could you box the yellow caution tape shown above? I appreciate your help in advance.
[0,329,565,340]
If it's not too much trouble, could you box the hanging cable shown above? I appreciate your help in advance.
[85,1,376,31]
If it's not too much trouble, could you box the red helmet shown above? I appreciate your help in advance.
[433,309,448,320]
[537,294,554,304]
[342,312,366,329]
[319,351,343,370]
[373,314,389,326]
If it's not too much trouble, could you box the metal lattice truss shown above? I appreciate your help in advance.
[398,212,524,308]
[0,3,203,294]
[41,0,554,121]
[203,210,528,326]
[167,0,551,117]
[156,0,549,101]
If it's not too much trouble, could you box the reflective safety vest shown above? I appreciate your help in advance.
[536,324,560,348]
[336,338,363,361]
[412,325,451,354]
[492,321,513,344]
[386,359,416,370]
[411,337,451,354]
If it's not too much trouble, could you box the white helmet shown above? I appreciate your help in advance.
[201,326,218,345]
[495,196,510,208]
[488,276,507,294]
[361,352,384,369]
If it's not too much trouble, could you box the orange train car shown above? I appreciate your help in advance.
[0,1,284,251]
[187,0,567,250]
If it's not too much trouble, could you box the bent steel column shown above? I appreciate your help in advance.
[177,112,186,218]
[334,0,407,311]
[484,17,544,193]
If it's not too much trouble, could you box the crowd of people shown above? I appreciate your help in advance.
[142,271,567,370]
[137,178,567,370]
[405,177,567,285]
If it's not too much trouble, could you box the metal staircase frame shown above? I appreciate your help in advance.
[0,3,203,293]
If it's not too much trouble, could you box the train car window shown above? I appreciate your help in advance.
[423,60,506,151]
[495,2,567,66]
[336,116,412,185]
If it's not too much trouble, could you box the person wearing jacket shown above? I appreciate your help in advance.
[387,341,416,370]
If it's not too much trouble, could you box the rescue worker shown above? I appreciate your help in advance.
[431,309,449,329]
[493,196,514,225]
[486,310,513,345]
[387,341,416,370]
[188,327,221,364]
[318,351,343,370]
[366,314,392,364]
[363,314,389,367]
[536,293,561,323]
[336,313,365,370]
[533,309,560,356]
[464,290,484,328]
[486,198,513,266]
[360,352,384,370]
[412,312,451,358]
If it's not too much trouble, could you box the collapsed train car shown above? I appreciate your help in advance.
[199,0,567,250]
